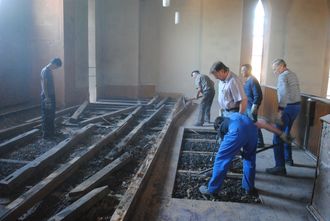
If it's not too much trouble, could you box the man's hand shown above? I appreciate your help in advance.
[275,111,284,126]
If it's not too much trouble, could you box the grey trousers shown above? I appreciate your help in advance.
[196,90,215,125]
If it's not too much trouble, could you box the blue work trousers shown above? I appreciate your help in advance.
[208,121,257,193]
[273,104,300,167]
[246,107,264,147]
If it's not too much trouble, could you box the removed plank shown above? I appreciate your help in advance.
[79,106,138,126]
[69,101,89,123]
[48,186,109,221]
[69,152,132,199]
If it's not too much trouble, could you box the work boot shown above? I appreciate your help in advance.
[199,185,213,195]
[257,143,265,149]
[243,188,258,196]
[285,159,294,166]
[265,166,287,176]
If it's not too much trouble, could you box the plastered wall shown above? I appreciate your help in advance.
[262,0,329,97]
[0,0,330,109]
[0,0,34,108]
[0,0,89,109]
[152,0,244,98]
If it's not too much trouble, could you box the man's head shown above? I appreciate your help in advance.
[272,58,287,75]
[241,64,252,78]
[214,116,229,139]
[209,61,229,81]
[191,70,200,78]
[49,58,62,70]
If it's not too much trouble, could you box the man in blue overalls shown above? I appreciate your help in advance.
[40,58,62,139]
[199,113,257,195]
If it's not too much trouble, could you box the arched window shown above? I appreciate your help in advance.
[251,0,265,82]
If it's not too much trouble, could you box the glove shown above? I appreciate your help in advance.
[280,133,294,144]
[251,104,258,115]
[248,111,255,122]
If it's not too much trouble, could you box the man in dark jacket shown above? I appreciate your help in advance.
[241,64,264,147]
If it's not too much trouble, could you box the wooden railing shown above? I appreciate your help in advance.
[259,86,330,157]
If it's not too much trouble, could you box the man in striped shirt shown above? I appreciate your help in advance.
[209,61,247,118]
[266,59,301,175]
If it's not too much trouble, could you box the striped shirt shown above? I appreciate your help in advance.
[277,69,301,108]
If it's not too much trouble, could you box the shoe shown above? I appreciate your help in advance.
[243,188,258,196]
[265,166,287,176]
[285,159,294,166]
[194,122,202,126]
[257,143,265,149]
[199,185,213,195]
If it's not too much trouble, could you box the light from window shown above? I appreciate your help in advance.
[251,0,265,82]
[327,68,330,99]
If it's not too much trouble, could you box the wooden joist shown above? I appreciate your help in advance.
[48,186,109,221]
[181,150,214,155]
[69,152,132,199]
[110,96,190,221]
[0,105,39,119]
[154,97,169,109]
[183,138,217,143]
[0,122,40,142]
[0,124,96,190]
[0,129,39,155]
[79,106,138,126]
[91,101,138,106]
[25,105,79,123]
[0,159,30,165]
[0,106,143,221]
[177,169,242,179]
[69,101,89,123]
[0,105,78,141]
[105,105,166,161]
[146,95,159,106]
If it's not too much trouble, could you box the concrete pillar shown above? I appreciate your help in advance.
[63,0,89,106]
[240,0,259,68]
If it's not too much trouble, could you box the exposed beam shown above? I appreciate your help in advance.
[0,129,39,155]
[69,152,132,199]
[0,124,95,190]
[48,186,109,221]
